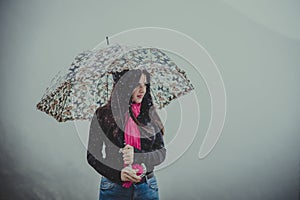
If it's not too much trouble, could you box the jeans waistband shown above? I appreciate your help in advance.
[135,171,154,185]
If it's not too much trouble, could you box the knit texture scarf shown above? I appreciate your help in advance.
[122,103,144,188]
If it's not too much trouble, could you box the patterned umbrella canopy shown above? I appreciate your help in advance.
[36,43,194,122]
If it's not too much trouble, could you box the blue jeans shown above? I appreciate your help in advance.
[99,175,159,200]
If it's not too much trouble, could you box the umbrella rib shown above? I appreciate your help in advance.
[150,87,159,109]
[59,81,71,122]
[106,74,108,102]
[116,92,124,129]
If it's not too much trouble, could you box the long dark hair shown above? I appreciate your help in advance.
[98,69,164,138]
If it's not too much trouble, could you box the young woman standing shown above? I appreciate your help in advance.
[87,69,166,200]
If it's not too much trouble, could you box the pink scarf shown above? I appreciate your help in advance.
[122,103,144,188]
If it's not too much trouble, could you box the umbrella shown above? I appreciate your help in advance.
[36,43,194,122]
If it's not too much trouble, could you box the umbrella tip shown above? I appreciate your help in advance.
[106,36,109,45]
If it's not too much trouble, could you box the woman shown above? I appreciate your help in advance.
[87,69,167,200]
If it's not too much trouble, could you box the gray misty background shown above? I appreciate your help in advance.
[0,0,300,200]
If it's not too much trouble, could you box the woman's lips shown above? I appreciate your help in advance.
[137,95,143,98]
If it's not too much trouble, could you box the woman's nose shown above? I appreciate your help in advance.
[139,86,146,93]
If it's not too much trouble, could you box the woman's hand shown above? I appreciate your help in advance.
[121,144,134,165]
[121,166,141,183]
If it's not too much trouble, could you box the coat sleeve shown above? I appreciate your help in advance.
[86,110,123,183]
[133,129,166,172]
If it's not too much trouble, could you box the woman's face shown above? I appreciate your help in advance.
[131,73,147,104]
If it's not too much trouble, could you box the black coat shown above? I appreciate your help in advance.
[86,106,166,185]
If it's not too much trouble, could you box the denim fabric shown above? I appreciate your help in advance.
[99,175,159,200]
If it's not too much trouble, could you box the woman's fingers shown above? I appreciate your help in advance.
[123,158,133,165]
[123,167,141,182]
[122,150,133,155]
[122,147,134,165]
[123,159,132,165]
[124,144,134,149]
[124,172,141,183]
[124,174,140,182]
[123,166,137,175]
[122,149,133,155]
[123,154,133,160]
[122,145,134,153]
